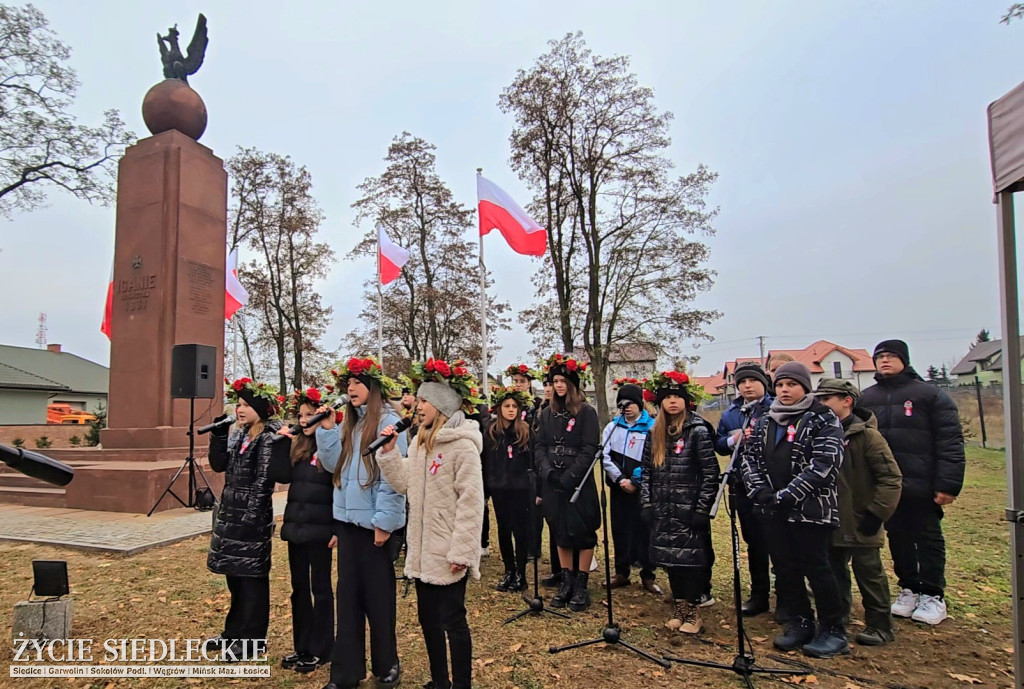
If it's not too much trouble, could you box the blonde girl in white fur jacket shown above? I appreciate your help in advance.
[377,371,484,689]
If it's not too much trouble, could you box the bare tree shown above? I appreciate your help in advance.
[0,4,134,218]
[347,132,510,376]
[500,33,720,421]
[227,148,335,391]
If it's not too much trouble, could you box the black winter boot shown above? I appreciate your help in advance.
[802,624,851,658]
[495,571,515,592]
[569,571,591,612]
[773,616,815,652]
[511,571,528,592]
[551,570,574,608]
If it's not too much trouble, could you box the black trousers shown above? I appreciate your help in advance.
[666,567,705,604]
[763,518,844,627]
[609,487,654,580]
[223,575,270,641]
[481,498,490,548]
[733,490,771,601]
[287,541,334,659]
[530,496,544,559]
[886,496,946,597]
[491,488,532,577]
[330,521,398,686]
[703,522,715,595]
[416,575,472,689]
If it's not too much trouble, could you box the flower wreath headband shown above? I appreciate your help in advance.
[282,386,344,425]
[489,385,535,412]
[331,355,398,399]
[542,352,594,387]
[505,363,543,382]
[408,357,486,414]
[224,377,282,418]
[642,371,709,406]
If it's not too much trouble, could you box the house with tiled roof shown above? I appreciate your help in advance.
[722,340,876,397]
[694,372,728,397]
[950,337,1024,386]
[0,344,108,424]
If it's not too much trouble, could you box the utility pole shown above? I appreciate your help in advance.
[757,335,766,367]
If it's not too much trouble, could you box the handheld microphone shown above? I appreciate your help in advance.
[273,395,350,443]
[196,415,235,435]
[363,416,413,456]
[0,444,74,487]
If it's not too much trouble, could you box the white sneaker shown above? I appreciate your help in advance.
[891,588,919,618]
[911,594,948,625]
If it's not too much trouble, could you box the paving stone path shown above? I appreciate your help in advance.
[0,494,287,555]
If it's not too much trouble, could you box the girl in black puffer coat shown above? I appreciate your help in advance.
[640,371,719,636]
[482,386,535,593]
[206,378,285,660]
[272,388,338,673]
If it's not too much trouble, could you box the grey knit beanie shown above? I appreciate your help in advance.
[773,361,813,394]
[417,381,463,419]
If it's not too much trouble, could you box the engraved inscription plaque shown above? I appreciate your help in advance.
[184,260,216,316]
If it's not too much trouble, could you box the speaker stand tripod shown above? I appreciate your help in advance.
[148,396,213,516]
[548,447,669,668]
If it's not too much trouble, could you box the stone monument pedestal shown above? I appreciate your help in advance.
[13,599,73,641]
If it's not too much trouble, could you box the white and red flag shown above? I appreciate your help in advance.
[100,263,113,339]
[378,224,410,285]
[225,248,249,320]
[477,173,547,256]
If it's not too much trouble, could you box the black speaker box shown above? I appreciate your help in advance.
[170,344,218,399]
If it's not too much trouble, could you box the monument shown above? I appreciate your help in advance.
[45,13,229,513]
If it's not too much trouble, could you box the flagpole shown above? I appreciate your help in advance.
[377,227,384,365]
[477,168,488,391]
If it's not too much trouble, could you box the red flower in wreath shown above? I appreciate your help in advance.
[306,388,322,404]
[425,358,436,373]
[643,389,656,403]
[276,395,286,404]
[347,358,366,376]
[435,360,452,377]
[362,358,374,371]
[519,364,528,374]
[453,365,468,377]
[565,359,578,372]
[232,377,252,392]
[667,371,690,384]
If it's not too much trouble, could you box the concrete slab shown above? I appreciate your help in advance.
[0,493,287,556]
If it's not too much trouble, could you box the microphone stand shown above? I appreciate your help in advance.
[662,411,811,688]
[504,468,571,625]
[548,445,669,669]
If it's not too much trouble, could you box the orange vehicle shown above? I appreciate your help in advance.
[46,404,97,425]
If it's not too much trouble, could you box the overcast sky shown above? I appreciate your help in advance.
[3,0,1023,379]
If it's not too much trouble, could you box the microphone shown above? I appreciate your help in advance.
[363,416,412,456]
[273,395,350,443]
[196,415,235,435]
[0,444,74,487]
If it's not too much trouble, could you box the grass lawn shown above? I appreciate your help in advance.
[0,446,1014,688]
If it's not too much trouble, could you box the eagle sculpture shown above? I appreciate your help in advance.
[157,14,208,84]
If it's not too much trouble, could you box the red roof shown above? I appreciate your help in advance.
[767,340,875,373]
[694,373,727,395]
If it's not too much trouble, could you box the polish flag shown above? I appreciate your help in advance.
[100,263,113,339]
[225,248,249,320]
[477,174,546,256]
[378,224,410,285]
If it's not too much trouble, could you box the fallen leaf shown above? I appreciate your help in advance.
[157,597,167,603]
[752,636,768,643]
[844,683,863,689]
[979,585,997,593]
[204,599,215,605]
[948,673,983,684]
[501,666,514,673]
[98,563,112,568]
[550,672,561,680]
[653,671,665,678]
[805,677,817,684]
[481,658,495,667]
[509,643,522,653]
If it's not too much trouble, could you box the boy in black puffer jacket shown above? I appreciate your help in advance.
[859,339,964,627]
[740,362,847,659]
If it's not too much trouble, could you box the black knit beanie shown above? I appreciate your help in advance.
[616,384,643,408]
[734,362,771,393]
[773,361,813,394]
[873,339,910,367]
[238,388,272,420]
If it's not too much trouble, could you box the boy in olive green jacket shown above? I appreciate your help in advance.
[814,379,902,646]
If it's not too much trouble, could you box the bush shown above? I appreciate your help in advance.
[11,437,25,448]
[85,402,107,447]
[35,436,52,449]
[69,435,81,447]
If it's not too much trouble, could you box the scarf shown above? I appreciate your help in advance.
[768,394,814,426]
